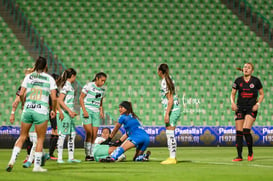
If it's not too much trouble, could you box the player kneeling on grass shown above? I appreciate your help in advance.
[93,127,126,162]
[101,101,151,162]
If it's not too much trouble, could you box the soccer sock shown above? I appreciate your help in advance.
[166,130,177,159]
[57,134,65,161]
[90,143,94,157]
[26,137,33,155]
[84,141,92,157]
[135,154,145,161]
[49,134,54,154]
[68,133,75,160]
[243,128,253,156]
[236,130,243,158]
[49,135,58,156]
[28,142,37,163]
[8,146,21,165]
[111,147,125,160]
[34,152,42,168]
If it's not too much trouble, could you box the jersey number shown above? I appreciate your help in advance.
[29,88,42,101]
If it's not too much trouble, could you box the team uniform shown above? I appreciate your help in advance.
[160,77,181,126]
[57,81,80,163]
[80,82,106,127]
[111,114,150,160]
[232,76,263,120]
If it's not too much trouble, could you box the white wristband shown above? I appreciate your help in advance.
[256,103,260,106]
[11,111,15,114]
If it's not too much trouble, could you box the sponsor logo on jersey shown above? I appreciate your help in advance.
[249,83,255,88]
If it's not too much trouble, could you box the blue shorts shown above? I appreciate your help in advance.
[127,130,150,151]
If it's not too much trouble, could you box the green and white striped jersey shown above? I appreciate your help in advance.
[21,72,57,115]
[60,81,75,111]
[82,82,106,112]
[160,77,180,111]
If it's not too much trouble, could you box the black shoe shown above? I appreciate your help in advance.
[143,151,151,161]
[99,156,115,162]
[6,164,13,172]
[85,156,95,161]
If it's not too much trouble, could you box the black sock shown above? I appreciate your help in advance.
[236,130,243,158]
[243,128,253,156]
[49,135,58,156]
[26,137,33,155]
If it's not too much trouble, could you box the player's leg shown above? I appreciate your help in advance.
[23,136,33,163]
[49,116,58,159]
[233,119,244,161]
[111,140,135,160]
[91,126,99,159]
[243,113,256,161]
[82,109,93,161]
[33,119,48,172]
[6,121,32,172]
[90,111,100,160]
[23,132,37,168]
[134,135,150,161]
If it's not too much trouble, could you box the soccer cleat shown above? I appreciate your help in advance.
[160,158,177,165]
[67,159,81,163]
[99,156,115,162]
[6,164,13,172]
[23,161,32,168]
[248,154,253,161]
[232,157,243,162]
[41,153,50,166]
[143,151,151,161]
[50,155,58,160]
[117,154,126,162]
[85,156,95,161]
[57,160,65,164]
[32,166,47,172]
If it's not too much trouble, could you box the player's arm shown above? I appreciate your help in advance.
[109,123,122,139]
[9,96,21,124]
[252,88,264,111]
[58,93,77,118]
[99,98,104,119]
[165,92,174,125]
[230,88,238,111]
[50,89,57,119]
[19,87,26,109]
[79,92,89,118]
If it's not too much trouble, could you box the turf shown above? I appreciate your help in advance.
[1,147,273,181]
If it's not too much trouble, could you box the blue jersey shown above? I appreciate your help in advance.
[118,114,145,136]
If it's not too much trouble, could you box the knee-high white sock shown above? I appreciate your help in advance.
[166,130,177,159]
[8,146,21,165]
[28,142,37,163]
[84,141,91,157]
[68,132,76,160]
[57,134,65,161]
[90,143,94,157]
[34,152,42,168]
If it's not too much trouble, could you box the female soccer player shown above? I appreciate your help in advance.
[231,63,264,161]
[157,63,181,164]
[106,101,150,162]
[79,72,107,161]
[56,68,80,163]
[6,56,57,172]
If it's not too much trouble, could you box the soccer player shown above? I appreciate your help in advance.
[6,56,57,172]
[56,68,81,163]
[79,72,107,161]
[48,73,59,160]
[157,63,181,164]
[231,63,264,161]
[93,127,126,162]
[105,101,151,162]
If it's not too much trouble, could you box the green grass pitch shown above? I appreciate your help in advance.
[1,147,273,181]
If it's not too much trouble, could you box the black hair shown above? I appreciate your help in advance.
[158,63,175,94]
[51,73,59,81]
[33,56,47,72]
[92,72,107,82]
[119,101,140,120]
[56,68,77,88]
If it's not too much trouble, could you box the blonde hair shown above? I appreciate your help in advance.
[24,68,34,74]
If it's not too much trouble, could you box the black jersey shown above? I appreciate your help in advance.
[232,76,262,107]
[49,89,59,110]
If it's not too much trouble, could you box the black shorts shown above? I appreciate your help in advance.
[49,116,57,130]
[235,106,258,120]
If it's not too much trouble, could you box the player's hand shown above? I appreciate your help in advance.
[83,110,89,118]
[110,139,123,147]
[59,112,64,120]
[69,111,77,118]
[50,110,56,119]
[9,114,15,124]
[252,104,259,112]
[100,137,112,145]
[164,114,170,124]
[231,103,238,111]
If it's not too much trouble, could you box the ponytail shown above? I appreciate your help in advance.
[236,67,243,72]
[120,101,140,120]
[57,68,77,88]
[236,62,254,72]
[33,56,47,72]
[158,63,175,94]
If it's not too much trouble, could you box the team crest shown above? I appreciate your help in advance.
[249,83,255,88]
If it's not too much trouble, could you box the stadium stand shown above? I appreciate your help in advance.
[1,0,272,126]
